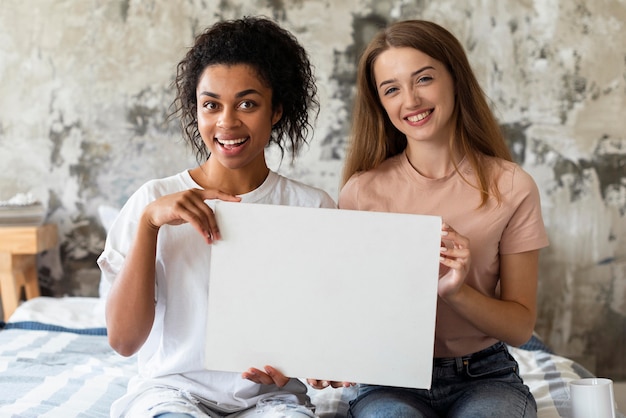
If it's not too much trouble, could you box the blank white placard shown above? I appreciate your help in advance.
[205,201,441,389]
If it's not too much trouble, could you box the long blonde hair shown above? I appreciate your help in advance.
[342,20,512,206]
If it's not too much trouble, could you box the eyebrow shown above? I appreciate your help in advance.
[378,66,435,89]
[198,89,262,99]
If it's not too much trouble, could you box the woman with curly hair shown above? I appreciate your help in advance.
[98,16,334,418]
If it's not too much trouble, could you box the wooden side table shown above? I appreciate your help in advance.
[0,224,58,320]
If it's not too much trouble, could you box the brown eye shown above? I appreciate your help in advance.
[239,100,256,110]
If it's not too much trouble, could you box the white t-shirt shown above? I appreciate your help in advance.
[98,170,336,416]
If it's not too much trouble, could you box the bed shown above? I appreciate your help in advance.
[0,296,623,418]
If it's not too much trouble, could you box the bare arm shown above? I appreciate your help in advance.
[438,224,538,347]
[106,188,240,356]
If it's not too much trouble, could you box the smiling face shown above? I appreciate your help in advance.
[373,47,456,148]
[196,64,282,173]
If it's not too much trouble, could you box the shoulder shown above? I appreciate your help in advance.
[140,171,197,196]
[359,154,405,182]
[122,171,195,214]
[485,158,540,197]
[343,155,405,190]
[271,172,337,208]
[339,154,405,209]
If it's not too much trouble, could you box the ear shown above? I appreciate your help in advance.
[271,104,283,126]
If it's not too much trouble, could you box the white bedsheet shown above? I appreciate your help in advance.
[8,296,106,329]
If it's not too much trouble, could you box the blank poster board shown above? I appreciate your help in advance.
[205,202,441,389]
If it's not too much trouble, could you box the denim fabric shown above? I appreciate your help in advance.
[348,342,537,418]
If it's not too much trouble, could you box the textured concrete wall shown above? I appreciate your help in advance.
[1,0,624,379]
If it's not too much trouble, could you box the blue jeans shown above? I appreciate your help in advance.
[348,342,537,418]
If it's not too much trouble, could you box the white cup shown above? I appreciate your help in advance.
[570,378,616,418]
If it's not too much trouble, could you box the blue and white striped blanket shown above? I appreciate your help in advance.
[0,299,622,418]
[0,322,136,418]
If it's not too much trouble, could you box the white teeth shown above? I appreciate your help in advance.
[217,137,247,145]
[407,110,432,122]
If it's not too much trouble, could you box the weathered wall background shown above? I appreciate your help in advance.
[1,0,624,379]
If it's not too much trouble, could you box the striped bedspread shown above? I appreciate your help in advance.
[0,324,135,418]
[0,313,622,417]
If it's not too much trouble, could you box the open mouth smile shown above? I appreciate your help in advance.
[406,110,432,122]
[215,137,249,150]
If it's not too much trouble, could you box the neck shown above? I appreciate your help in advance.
[405,143,463,179]
[191,157,270,195]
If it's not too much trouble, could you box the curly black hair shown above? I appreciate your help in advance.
[173,16,319,164]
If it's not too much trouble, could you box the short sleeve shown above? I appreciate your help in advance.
[499,167,549,254]
[96,184,153,285]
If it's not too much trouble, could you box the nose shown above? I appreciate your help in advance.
[404,86,421,108]
[216,108,240,129]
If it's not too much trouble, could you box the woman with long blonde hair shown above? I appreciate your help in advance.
[336,20,548,417]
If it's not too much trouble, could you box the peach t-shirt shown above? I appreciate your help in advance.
[339,152,549,358]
